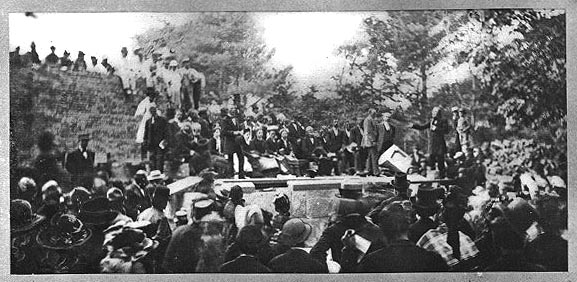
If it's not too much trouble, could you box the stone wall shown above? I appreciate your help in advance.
[10,68,158,166]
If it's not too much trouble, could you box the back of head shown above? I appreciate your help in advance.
[378,201,413,240]
[236,225,265,255]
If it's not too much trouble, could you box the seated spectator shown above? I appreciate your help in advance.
[16,177,38,208]
[356,201,448,272]
[268,218,328,273]
[37,180,66,220]
[65,186,92,216]
[100,227,158,273]
[524,196,567,271]
[220,225,272,273]
[60,50,73,70]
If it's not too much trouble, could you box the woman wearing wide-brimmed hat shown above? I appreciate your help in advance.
[100,227,159,273]
[11,199,46,274]
[36,213,93,273]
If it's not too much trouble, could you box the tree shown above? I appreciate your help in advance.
[441,9,566,130]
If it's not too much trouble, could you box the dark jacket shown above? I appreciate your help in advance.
[220,115,242,154]
[174,131,194,159]
[310,214,385,266]
[408,217,438,244]
[376,123,395,154]
[287,122,305,145]
[276,138,292,155]
[220,255,271,273]
[249,139,267,155]
[357,240,448,272]
[223,242,276,266]
[265,137,279,154]
[350,125,363,145]
[64,148,95,176]
[412,117,449,155]
[295,136,324,160]
[144,116,168,151]
[124,182,151,220]
[162,223,203,273]
[268,248,328,273]
[325,128,345,153]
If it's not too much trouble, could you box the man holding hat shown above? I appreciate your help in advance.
[64,133,95,188]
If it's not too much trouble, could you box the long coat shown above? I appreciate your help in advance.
[220,115,243,154]
[143,116,168,151]
[64,149,95,177]
[376,123,396,153]
[412,117,449,156]
[361,116,377,148]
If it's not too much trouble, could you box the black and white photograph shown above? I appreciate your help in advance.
[6,5,571,278]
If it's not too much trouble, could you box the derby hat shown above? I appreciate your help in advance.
[410,183,443,210]
[11,199,45,233]
[36,214,92,250]
[147,170,166,181]
[278,218,312,247]
[337,179,363,199]
[78,197,119,226]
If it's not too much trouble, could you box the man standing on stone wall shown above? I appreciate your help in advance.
[64,133,95,188]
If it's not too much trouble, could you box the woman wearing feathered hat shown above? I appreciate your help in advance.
[11,199,46,274]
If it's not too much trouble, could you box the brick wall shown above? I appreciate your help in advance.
[10,68,156,166]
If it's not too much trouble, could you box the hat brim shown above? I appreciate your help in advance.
[79,211,119,226]
[36,226,92,250]
[12,214,46,233]
[410,197,440,210]
[279,221,312,246]
[147,175,166,181]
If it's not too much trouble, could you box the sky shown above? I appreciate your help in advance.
[9,12,472,94]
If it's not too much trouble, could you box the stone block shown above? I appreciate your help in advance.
[289,179,342,191]
[306,197,337,218]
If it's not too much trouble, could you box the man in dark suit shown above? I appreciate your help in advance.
[411,106,450,178]
[220,108,245,178]
[64,133,95,188]
[295,126,325,161]
[376,110,396,156]
[143,106,168,172]
[268,218,328,273]
[287,116,305,147]
[324,120,345,175]
[219,225,271,273]
[349,117,365,173]
[124,170,151,220]
[352,201,448,273]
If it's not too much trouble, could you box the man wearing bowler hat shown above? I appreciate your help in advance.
[65,133,96,188]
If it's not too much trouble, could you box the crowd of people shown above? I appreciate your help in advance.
[10,101,568,274]
[10,43,206,112]
[9,41,567,275]
[10,157,568,274]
